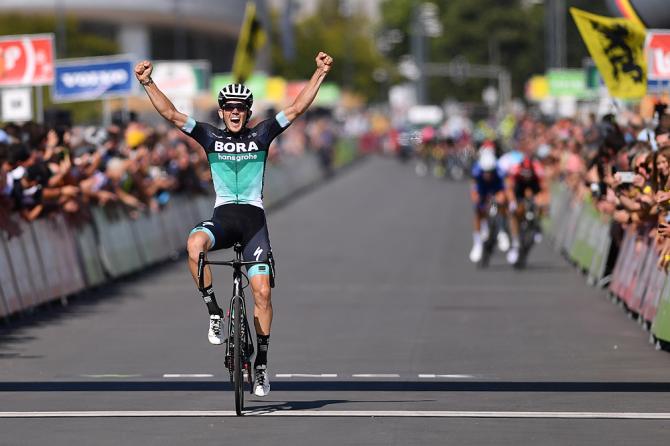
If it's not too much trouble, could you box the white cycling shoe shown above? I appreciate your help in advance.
[253,365,270,396]
[469,242,483,263]
[480,224,490,242]
[497,231,510,252]
[506,247,519,265]
[208,315,224,345]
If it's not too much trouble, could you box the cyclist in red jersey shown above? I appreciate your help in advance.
[505,138,546,264]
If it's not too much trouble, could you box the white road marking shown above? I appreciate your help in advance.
[418,374,475,379]
[80,375,142,379]
[275,374,338,378]
[1,410,670,419]
[76,372,484,380]
[352,374,400,378]
[162,374,214,378]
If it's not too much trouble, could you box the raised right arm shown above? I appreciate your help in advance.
[135,60,187,129]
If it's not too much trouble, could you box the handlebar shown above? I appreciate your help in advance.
[197,243,275,289]
[204,259,266,268]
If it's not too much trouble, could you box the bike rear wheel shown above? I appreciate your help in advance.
[479,219,498,268]
[515,224,535,269]
[233,295,244,416]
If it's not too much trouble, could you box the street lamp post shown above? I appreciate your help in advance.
[411,2,442,105]
[544,0,566,69]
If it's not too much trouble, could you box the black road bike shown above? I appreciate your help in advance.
[197,243,275,416]
[479,200,504,268]
[515,197,541,269]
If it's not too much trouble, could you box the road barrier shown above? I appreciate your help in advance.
[0,150,357,320]
[549,184,670,349]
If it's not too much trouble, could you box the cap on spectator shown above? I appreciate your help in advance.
[126,128,146,149]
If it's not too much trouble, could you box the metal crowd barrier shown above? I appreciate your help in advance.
[548,183,670,348]
[0,151,349,320]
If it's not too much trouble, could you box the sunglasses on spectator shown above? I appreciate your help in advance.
[222,102,248,112]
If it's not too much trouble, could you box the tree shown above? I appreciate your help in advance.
[269,0,390,100]
[0,13,118,58]
[379,0,612,103]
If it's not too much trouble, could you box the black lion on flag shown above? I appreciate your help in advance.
[590,20,644,84]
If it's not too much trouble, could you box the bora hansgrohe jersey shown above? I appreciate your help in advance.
[181,112,291,209]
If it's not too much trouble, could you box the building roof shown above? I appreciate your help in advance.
[0,0,247,35]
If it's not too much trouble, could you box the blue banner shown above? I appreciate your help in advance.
[53,58,133,102]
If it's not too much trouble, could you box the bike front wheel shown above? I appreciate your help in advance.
[233,295,244,416]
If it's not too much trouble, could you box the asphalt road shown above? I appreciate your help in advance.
[2,156,670,445]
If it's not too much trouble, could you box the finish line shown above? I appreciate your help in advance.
[2,410,670,419]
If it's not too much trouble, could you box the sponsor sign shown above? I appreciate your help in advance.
[547,69,593,98]
[314,83,340,106]
[0,34,54,87]
[211,73,267,101]
[53,57,133,102]
[646,30,670,81]
[1,88,33,122]
[209,73,338,106]
[151,60,210,97]
[525,75,549,102]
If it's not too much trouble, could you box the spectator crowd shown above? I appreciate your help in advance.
[511,103,670,277]
[0,110,345,238]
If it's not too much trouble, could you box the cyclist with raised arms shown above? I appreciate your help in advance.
[135,51,333,397]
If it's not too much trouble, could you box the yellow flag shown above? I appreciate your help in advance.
[570,8,646,99]
[232,2,267,84]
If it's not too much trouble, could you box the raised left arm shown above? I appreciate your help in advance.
[282,52,333,122]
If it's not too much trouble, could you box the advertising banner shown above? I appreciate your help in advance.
[52,57,133,102]
[645,30,670,92]
[315,83,341,106]
[151,60,210,97]
[525,75,549,102]
[646,30,670,80]
[547,69,594,99]
[0,34,54,87]
[211,72,267,101]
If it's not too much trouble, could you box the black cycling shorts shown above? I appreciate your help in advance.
[514,180,540,199]
[190,204,272,274]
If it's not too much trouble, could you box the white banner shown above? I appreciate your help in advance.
[151,61,209,98]
[1,88,33,122]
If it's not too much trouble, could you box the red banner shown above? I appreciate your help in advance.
[646,30,670,81]
[0,34,54,87]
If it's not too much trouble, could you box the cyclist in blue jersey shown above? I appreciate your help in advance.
[469,148,510,263]
[135,51,333,397]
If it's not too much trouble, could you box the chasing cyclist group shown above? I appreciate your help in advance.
[469,133,548,267]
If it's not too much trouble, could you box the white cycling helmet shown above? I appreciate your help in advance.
[218,83,254,109]
[478,150,497,172]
